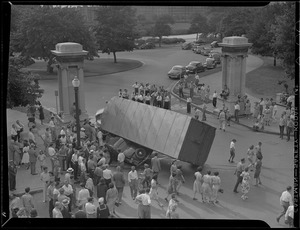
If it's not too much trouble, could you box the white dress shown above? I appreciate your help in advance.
[193,172,202,193]
[21,146,30,164]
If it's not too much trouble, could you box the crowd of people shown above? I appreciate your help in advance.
[8,80,294,223]
[117,82,171,110]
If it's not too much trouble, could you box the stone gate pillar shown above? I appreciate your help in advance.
[218,36,252,115]
[51,42,89,123]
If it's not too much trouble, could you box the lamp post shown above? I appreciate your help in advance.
[72,76,81,149]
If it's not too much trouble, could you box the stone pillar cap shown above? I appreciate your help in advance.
[51,42,88,56]
[219,36,252,47]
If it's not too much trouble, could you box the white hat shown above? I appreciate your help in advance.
[62,199,70,205]
[66,168,74,173]
[98,197,104,204]
[81,128,85,131]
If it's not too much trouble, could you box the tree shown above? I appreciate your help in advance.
[218,8,255,37]
[10,5,98,73]
[271,2,296,79]
[247,4,284,64]
[151,14,174,47]
[8,56,44,108]
[188,13,209,35]
[93,6,138,63]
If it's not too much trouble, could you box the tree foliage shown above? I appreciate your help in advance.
[218,8,255,37]
[93,6,138,63]
[10,5,98,73]
[8,56,44,108]
[248,4,284,56]
[151,14,174,47]
[271,2,296,79]
[188,13,209,34]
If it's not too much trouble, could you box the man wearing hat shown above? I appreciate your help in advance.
[28,143,38,175]
[117,149,125,170]
[71,150,79,182]
[61,199,71,218]
[87,154,97,179]
[8,160,17,191]
[65,168,74,185]
[112,166,126,205]
[77,183,89,207]
[97,197,110,218]
[80,128,86,140]
[103,164,113,187]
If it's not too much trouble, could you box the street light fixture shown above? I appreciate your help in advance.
[72,76,81,149]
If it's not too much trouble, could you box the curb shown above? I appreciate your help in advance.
[170,81,288,137]
[11,188,43,197]
[29,59,144,81]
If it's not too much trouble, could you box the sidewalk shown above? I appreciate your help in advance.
[7,109,60,196]
[170,55,290,136]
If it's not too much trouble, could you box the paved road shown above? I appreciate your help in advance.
[9,45,294,227]
[38,45,212,116]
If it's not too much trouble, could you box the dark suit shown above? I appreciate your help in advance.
[112,172,125,203]
[28,147,38,174]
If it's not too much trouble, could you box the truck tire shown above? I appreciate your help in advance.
[134,148,147,160]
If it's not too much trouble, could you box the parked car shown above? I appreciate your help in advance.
[139,42,155,49]
[181,42,193,50]
[194,46,204,54]
[203,58,217,69]
[185,61,205,73]
[201,47,213,56]
[167,65,186,79]
[209,52,221,64]
[211,41,219,48]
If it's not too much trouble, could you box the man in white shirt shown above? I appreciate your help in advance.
[228,139,236,163]
[77,183,90,207]
[132,82,139,94]
[284,204,294,227]
[135,188,151,218]
[117,149,125,170]
[62,180,74,212]
[40,167,50,203]
[103,165,113,187]
[277,186,293,223]
[48,144,56,171]
[128,166,138,200]
[234,102,240,123]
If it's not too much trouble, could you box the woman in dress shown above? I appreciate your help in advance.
[253,102,259,120]
[106,183,118,217]
[264,106,271,126]
[201,171,212,203]
[149,175,163,207]
[211,171,221,204]
[247,145,255,168]
[202,104,207,121]
[240,167,251,200]
[192,166,203,201]
[254,157,262,186]
[245,100,251,119]
[21,142,30,169]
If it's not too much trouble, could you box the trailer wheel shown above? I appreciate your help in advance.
[135,148,147,160]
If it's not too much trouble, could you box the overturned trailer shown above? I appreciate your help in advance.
[99,97,216,167]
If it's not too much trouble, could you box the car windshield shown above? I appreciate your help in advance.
[189,62,198,66]
[172,67,182,71]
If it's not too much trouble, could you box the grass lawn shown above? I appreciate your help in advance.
[23,58,143,80]
[245,56,295,99]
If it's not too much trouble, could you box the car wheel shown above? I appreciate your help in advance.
[134,148,147,160]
